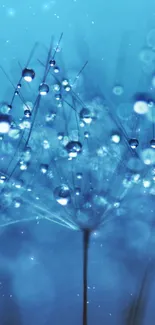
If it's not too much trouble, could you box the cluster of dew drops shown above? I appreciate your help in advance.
[0,32,155,231]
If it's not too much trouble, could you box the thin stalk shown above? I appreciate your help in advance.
[83,229,91,325]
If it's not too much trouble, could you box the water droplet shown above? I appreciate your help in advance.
[21,147,31,162]
[0,114,11,133]
[150,139,155,148]
[54,184,71,206]
[40,163,48,174]
[143,179,151,188]
[112,85,124,96]
[49,59,56,67]
[66,141,82,158]
[76,172,83,179]
[133,100,148,115]
[24,109,32,118]
[22,68,35,82]
[53,83,60,92]
[53,66,60,73]
[39,83,49,95]
[80,108,93,124]
[0,103,11,114]
[75,187,81,195]
[111,132,121,143]
[128,138,139,149]
[13,198,22,208]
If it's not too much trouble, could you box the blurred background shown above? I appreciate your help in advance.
[0,0,155,324]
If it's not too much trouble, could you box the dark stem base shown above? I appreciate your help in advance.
[83,229,91,325]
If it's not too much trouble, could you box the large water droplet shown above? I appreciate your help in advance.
[0,114,11,133]
[65,141,82,158]
[79,108,93,124]
[54,184,71,206]
[22,68,35,82]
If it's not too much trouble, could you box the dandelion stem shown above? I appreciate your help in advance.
[83,228,90,325]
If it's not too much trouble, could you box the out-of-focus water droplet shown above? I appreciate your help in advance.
[53,83,60,92]
[19,118,31,129]
[62,135,69,146]
[62,79,70,91]
[112,85,124,96]
[141,148,155,165]
[132,173,141,184]
[146,29,155,49]
[96,146,108,157]
[13,198,22,208]
[143,179,151,188]
[45,112,56,123]
[111,132,121,144]
[113,201,120,208]
[19,162,28,170]
[62,79,69,86]
[117,102,132,120]
[42,139,50,149]
[27,186,32,192]
[93,194,108,207]
[0,103,11,114]
[8,127,20,139]
[47,169,53,179]
[54,184,71,206]
[139,48,155,64]
[21,147,31,162]
[127,157,144,172]
[133,100,148,115]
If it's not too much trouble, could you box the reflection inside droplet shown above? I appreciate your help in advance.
[54,184,71,206]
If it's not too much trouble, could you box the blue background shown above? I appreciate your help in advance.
[0,0,155,324]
